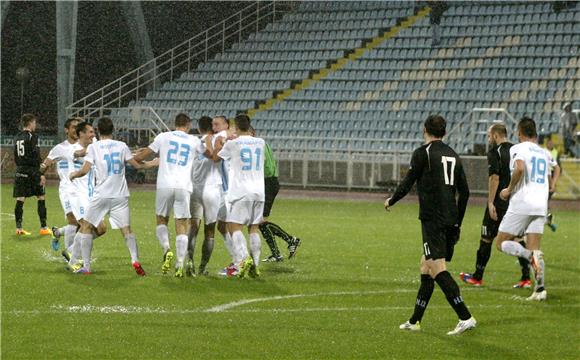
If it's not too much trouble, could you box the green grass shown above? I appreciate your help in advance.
[1,185,579,359]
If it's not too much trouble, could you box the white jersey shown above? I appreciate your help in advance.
[214,130,230,192]
[72,142,95,198]
[47,140,89,195]
[218,135,265,202]
[148,130,205,191]
[191,134,222,187]
[85,139,133,199]
[507,141,557,216]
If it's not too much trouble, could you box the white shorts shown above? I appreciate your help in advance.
[498,211,545,237]
[59,191,73,216]
[191,184,221,224]
[217,189,228,222]
[156,188,192,219]
[84,197,130,229]
[59,191,89,220]
[226,200,264,226]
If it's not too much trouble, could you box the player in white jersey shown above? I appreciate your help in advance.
[496,117,560,301]
[69,117,146,276]
[186,116,224,276]
[133,113,207,277]
[211,115,238,275]
[40,118,82,256]
[65,122,109,268]
[212,114,265,278]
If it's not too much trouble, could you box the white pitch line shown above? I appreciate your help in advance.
[1,212,15,219]
[204,289,415,313]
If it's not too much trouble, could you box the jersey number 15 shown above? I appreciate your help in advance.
[16,140,25,156]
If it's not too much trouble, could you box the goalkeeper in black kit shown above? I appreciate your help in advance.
[384,115,476,335]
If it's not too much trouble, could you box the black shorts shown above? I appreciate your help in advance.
[13,171,45,198]
[421,220,460,261]
[263,177,280,217]
[481,206,507,240]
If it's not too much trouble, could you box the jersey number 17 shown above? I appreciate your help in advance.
[441,156,456,185]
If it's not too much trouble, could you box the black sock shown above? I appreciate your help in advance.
[37,200,47,228]
[199,237,214,270]
[518,241,530,280]
[266,222,293,244]
[260,223,281,257]
[15,200,24,229]
[435,271,472,321]
[473,240,492,281]
[409,274,435,324]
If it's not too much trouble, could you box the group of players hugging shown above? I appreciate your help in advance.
[12,113,301,278]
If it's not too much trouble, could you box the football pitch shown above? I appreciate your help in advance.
[1,185,579,359]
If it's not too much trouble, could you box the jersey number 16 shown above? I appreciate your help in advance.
[104,152,123,175]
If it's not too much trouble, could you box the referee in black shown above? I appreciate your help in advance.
[385,115,476,335]
[13,113,49,236]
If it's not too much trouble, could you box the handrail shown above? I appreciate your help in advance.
[66,1,292,120]
[446,107,518,153]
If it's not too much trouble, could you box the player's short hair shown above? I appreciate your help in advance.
[175,113,191,127]
[213,115,229,129]
[97,117,114,136]
[198,116,212,132]
[21,113,37,128]
[76,121,92,137]
[235,114,251,132]
[489,123,507,137]
[517,117,537,138]
[424,114,446,138]
[64,117,80,129]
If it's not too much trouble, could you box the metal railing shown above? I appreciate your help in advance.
[66,1,293,120]
[447,108,518,154]
[71,106,171,146]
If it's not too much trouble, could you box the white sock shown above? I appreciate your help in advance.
[249,232,261,266]
[64,224,77,251]
[533,251,546,291]
[501,241,532,259]
[231,231,248,264]
[80,233,94,271]
[69,231,82,264]
[223,232,235,262]
[175,234,189,268]
[124,233,139,263]
[156,225,170,253]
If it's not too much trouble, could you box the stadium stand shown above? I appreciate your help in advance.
[120,1,578,155]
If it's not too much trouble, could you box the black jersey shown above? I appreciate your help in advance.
[389,140,470,227]
[487,142,512,210]
[14,130,41,172]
